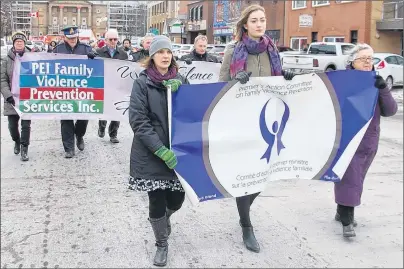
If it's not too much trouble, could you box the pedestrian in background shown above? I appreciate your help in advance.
[180,35,219,64]
[219,4,296,253]
[96,29,128,144]
[334,43,397,237]
[121,38,134,61]
[132,34,154,62]
[53,26,96,158]
[128,35,189,267]
[1,32,32,161]
[47,41,57,52]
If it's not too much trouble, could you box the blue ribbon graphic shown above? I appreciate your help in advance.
[259,99,290,163]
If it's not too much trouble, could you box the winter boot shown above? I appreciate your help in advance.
[239,220,260,253]
[336,204,357,227]
[149,216,169,267]
[98,127,105,138]
[166,208,177,236]
[20,145,29,161]
[14,141,21,155]
[65,150,75,158]
[343,223,356,237]
[76,136,85,151]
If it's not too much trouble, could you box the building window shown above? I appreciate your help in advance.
[312,0,330,7]
[199,6,203,20]
[311,32,318,42]
[383,1,404,19]
[323,36,345,42]
[350,30,358,44]
[336,0,354,3]
[290,37,308,51]
[292,0,306,9]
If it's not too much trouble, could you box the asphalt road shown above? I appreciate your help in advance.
[1,98,403,268]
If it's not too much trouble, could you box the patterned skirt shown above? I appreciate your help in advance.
[128,176,185,192]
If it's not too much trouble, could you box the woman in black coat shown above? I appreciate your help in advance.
[128,35,189,267]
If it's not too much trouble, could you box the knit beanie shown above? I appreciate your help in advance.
[149,35,172,58]
[12,32,27,45]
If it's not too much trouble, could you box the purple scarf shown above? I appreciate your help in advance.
[230,33,282,79]
[146,63,177,86]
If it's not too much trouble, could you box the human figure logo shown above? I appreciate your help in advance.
[259,97,290,163]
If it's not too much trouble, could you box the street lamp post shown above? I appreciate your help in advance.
[180,22,183,44]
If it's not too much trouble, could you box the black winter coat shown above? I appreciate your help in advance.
[132,49,149,62]
[180,50,219,63]
[96,46,128,60]
[52,42,92,55]
[129,70,189,181]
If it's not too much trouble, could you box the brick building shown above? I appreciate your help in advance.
[186,0,214,44]
[284,0,403,55]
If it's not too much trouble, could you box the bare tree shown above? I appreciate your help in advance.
[1,0,13,38]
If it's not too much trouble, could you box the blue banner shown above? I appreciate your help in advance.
[171,70,379,204]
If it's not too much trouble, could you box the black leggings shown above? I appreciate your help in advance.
[148,189,185,219]
[236,192,260,227]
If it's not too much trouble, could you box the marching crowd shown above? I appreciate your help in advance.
[1,4,398,267]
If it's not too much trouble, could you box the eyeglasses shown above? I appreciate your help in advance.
[354,57,373,63]
[108,38,118,41]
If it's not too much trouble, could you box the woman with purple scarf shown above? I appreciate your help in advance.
[128,35,189,267]
[334,43,397,238]
[219,4,295,253]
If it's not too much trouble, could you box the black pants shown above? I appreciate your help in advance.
[8,115,31,146]
[99,120,120,137]
[236,192,260,227]
[61,120,88,151]
[337,204,354,226]
[148,189,185,219]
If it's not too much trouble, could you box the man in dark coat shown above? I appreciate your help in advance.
[53,26,96,158]
[180,35,219,64]
[96,29,128,143]
[131,34,154,62]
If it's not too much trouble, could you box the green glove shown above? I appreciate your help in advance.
[154,146,178,169]
[162,79,182,92]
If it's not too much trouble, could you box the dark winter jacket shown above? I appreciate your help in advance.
[52,41,92,55]
[129,70,189,181]
[180,50,219,63]
[1,48,30,116]
[132,49,149,62]
[96,46,128,60]
[334,65,398,207]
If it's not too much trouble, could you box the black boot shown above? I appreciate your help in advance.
[237,195,260,253]
[14,141,21,155]
[337,205,356,237]
[336,204,357,227]
[20,145,29,161]
[166,208,177,236]
[149,216,169,267]
[239,221,260,253]
[76,136,85,151]
[98,127,105,138]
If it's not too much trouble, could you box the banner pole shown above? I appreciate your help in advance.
[167,85,172,149]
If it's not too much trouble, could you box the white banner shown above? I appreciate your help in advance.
[11,52,221,120]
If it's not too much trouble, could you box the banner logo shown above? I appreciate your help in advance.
[259,97,289,163]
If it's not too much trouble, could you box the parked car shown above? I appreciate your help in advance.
[373,53,403,89]
[282,42,356,73]
[173,44,193,59]
[206,44,215,52]
[209,44,226,63]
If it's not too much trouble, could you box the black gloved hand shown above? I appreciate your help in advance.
[87,51,96,59]
[374,75,387,90]
[185,58,192,65]
[235,71,252,84]
[6,96,15,106]
[282,70,295,81]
